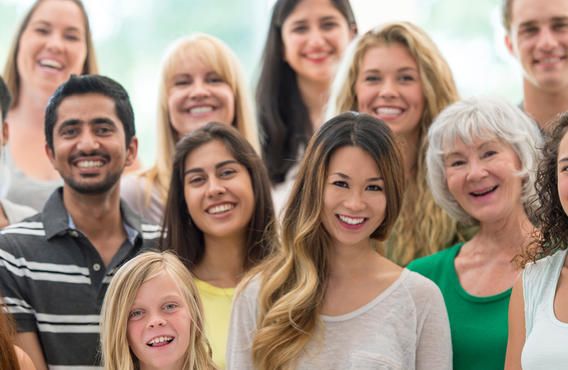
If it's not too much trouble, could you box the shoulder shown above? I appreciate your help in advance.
[523,249,566,294]
[0,199,37,225]
[400,269,446,308]
[0,216,46,248]
[14,345,36,370]
[407,243,460,277]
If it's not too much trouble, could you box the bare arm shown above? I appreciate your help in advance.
[504,276,525,370]
[15,332,47,370]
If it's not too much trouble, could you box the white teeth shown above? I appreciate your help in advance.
[375,107,403,116]
[306,52,328,59]
[471,186,497,196]
[338,215,365,225]
[39,59,62,69]
[189,106,213,114]
[147,336,173,346]
[76,160,103,168]
[207,204,234,214]
[539,57,561,64]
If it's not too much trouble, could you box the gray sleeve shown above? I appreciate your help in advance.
[226,279,260,370]
[412,273,453,370]
[120,174,164,225]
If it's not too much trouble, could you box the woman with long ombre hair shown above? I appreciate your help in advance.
[121,34,259,225]
[227,112,451,370]
[2,0,98,211]
[328,22,468,265]
[0,296,36,370]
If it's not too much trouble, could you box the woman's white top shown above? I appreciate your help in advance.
[522,249,568,369]
[226,269,452,370]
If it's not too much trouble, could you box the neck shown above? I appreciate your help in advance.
[62,184,124,238]
[398,132,419,181]
[296,76,331,131]
[468,207,534,258]
[523,80,568,127]
[193,233,246,288]
[10,86,53,128]
[328,239,380,279]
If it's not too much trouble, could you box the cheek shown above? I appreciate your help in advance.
[355,85,372,112]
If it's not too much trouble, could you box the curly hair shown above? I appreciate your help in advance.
[519,113,568,267]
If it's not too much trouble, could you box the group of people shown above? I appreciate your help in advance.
[0,0,567,369]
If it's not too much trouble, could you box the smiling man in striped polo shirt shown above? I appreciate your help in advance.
[0,75,160,370]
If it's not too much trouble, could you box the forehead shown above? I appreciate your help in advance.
[55,93,121,127]
[511,0,568,26]
[360,43,416,70]
[284,0,344,23]
[28,0,85,30]
[184,139,236,170]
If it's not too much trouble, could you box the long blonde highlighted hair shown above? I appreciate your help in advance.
[139,33,260,208]
[3,0,98,108]
[100,251,217,370]
[328,22,462,265]
[246,112,405,369]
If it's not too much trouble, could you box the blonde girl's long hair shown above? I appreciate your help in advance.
[247,112,405,369]
[138,33,260,209]
[100,251,217,370]
[329,22,462,265]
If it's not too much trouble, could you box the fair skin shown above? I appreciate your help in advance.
[0,111,10,228]
[356,44,425,180]
[167,56,235,141]
[505,130,568,369]
[505,0,568,126]
[18,92,138,370]
[127,271,191,370]
[281,0,355,129]
[183,140,254,288]
[8,0,87,182]
[444,136,532,297]
[320,146,401,316]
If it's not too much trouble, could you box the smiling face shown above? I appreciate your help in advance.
[444,136,524,225]
[46,93,137,195]
[17,0,87,95]
[281,0,353,85]
[183,140,254,242]
[167,56,235,141]
[127,271,191,370]
[321,145,386,249]
[355,43,425,143]
[507,0,568,92]
[557,131,568,215]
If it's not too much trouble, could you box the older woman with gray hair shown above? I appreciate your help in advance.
[407,96,542,370]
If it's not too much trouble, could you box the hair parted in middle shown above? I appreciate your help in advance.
[245,111,405,370]
[160,122,275,271]
[100,251,217,370]
[328,21,461,266]
[426,96,542,226]
[139,33,260,210]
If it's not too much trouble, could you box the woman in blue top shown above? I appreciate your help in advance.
[407,96,542,369]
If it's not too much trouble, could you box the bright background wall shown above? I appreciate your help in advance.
[0,0,521,166]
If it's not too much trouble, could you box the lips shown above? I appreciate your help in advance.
[534,55,566,67]
[304,51,332,62]
[185,105,215,115]
[374,106,404,118]
[470,185,498,197]
[146,335,174,347]
[38,58,63,70]
[69,151,110,168]
[206,202,235,215]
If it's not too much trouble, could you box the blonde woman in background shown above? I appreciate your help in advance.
[101,251,217,370]
[328,21,469,266]
[2,0,97,211]
[121,33,260,224]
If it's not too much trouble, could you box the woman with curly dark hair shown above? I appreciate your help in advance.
[505,112,568,369]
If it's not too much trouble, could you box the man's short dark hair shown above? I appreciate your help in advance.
[0,76,12,122]
[44,74,135,151]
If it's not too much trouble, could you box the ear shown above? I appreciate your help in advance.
[349,23,357,40]
[45,143,56,168]
[125,136,138,167]
[505,34,516,57]
[1,121,8,147]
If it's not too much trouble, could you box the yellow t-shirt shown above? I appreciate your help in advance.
[194,278,235,369]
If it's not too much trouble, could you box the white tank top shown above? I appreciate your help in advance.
[521,249,568,369]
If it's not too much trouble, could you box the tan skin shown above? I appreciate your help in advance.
[0,116,10,228]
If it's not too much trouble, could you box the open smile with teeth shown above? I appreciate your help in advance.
[305,52,330,59]
[76,160,104,168]
[207,203,235,215]
[187,106,214,114]
[337,214,366,225]
[146,336,174,347]
[375,107,404,116]
[38,59,63,70]
[470,185,498,197]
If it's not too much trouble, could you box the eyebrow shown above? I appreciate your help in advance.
[184,160,239,175]
[57,117,116,131]
[290,15,340,26]
[30,20,82,33]
[362,66,418,74]
[331,172,383,182]
[559,157,568,164]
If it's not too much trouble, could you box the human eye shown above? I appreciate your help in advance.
[188,175,205,185]
[64,33,81,41]
[207,73,225,83]
[163,302,179,311]
[34,27,49,35]
[95,125,113,136]
[519,26,538,36]
[332,180,348,188]
[398,74,416,82]
[553,21,568,31]
[128,309,143,320]
[321,21,338,30]
[60,127,78,137]
[449,159,465,167]
[364,74,380,83]
[219,168,237,178]
[366,183,383,192]
[292,25,308,33]
[482,150,497,158]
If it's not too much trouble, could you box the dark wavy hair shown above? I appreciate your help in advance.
[256,0,357,184]
[159,122,276,271]
[0,297,19,370]
[521,112,568,266]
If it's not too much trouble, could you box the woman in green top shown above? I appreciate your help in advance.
[407,96,542,369]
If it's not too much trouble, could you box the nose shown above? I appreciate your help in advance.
[536,26,559,52]
[75,131,100,152]
[343,191,366,212]
[466,158,488,181]
[206,177,225,197]
[378,77,398,99]
[188,79,211,100]
[306,27,326,49]
[148,313,166,328]
[45,32,64,53]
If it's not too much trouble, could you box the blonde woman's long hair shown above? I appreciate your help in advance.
[138,33,260,209]
[328,22,462,265]
[246,112,405,369]
[100,251,217,370]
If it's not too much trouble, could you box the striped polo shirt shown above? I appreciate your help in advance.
[0,188,160,369]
